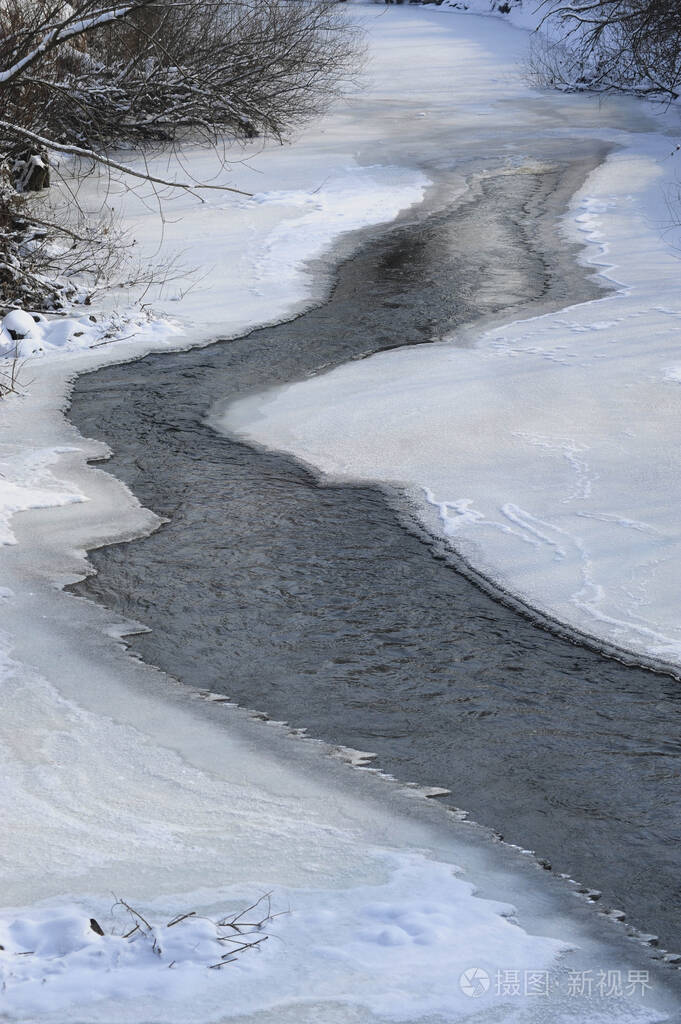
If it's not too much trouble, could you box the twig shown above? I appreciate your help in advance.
[115,898,152,931]
[167,910,197,928]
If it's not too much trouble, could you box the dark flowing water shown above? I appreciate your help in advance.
[69,163,681,955]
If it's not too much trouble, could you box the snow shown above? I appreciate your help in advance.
[436,0,543,33]
[0,5,679,1023]
[0,854,571,1020]
[67,161,431,342]
[1,309,40,342]
[1,164,426,361]
[0,308,181,358]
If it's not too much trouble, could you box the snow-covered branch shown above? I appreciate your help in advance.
[0,120,253,197]
[533,0,681,100]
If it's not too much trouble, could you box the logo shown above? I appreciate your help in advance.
[460,967,490,998]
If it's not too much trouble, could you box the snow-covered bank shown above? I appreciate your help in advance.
[0,5,679,1022]
[0,616,573,1021]
[435,0,542,33]
[1,165,428,361]
[0,841,574,1021]
[0,308,182,359]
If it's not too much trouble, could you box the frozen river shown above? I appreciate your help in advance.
[70,148,681,957]
[3,5,681,1021]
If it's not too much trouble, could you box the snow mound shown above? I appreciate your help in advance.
[663,365,681,385]
[0,309,181,360]
[0,854,573,1022]
[0,902,270,1016]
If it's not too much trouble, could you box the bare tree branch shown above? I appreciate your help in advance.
[533,0,681,99]
[0,120,253,197]
[0,0,361,310]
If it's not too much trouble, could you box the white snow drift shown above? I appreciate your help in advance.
[0,851,571,1021]
[0,308,181,359]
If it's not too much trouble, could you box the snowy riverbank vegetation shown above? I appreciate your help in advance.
[0,0,359,312]
[529,0,681,99]
[435,0,681,102]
